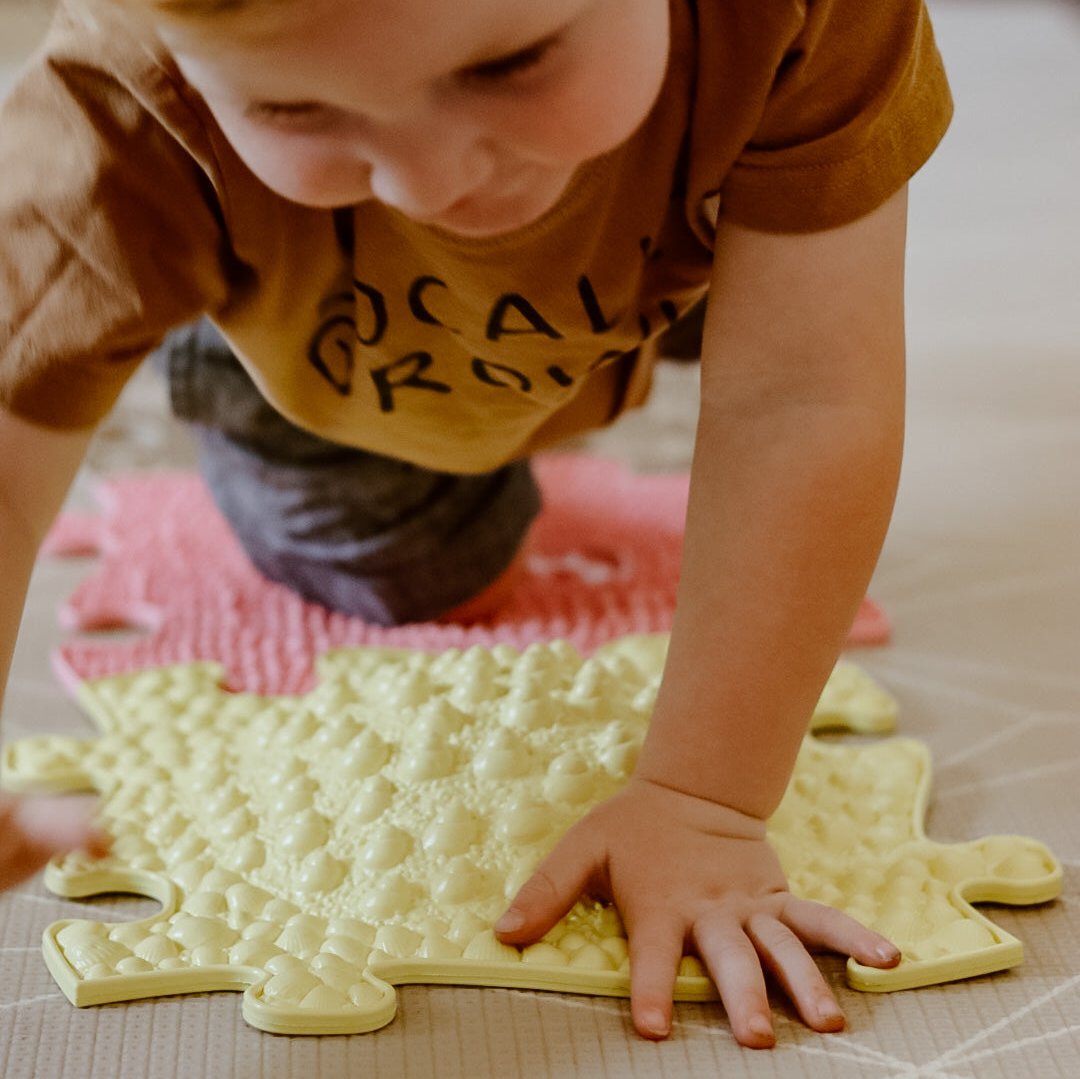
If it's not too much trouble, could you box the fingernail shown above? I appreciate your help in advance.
[87,831,112,859]
[748,1015,773,1040]
[877,944,902,965]
[641,1009,670,1038]
[817,1001,845,1026]
[494,911,524,934]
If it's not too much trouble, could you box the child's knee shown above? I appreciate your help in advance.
[194,428,540,625]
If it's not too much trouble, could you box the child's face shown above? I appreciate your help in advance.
[157,0,670,237]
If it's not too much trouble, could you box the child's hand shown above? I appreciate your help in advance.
[495,777,900,1048]
[0,792,109,891]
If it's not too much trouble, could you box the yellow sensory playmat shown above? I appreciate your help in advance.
[0,636,1062,1035]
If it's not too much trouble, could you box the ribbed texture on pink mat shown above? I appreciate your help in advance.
[43,455,889,695]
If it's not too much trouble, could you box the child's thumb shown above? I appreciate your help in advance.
[494,835,595,945]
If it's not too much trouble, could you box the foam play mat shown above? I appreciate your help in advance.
[42,456,891,697]
[1,636,1060,1035]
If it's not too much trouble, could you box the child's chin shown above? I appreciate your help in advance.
[416,186,566,239]
[420,210,537,239]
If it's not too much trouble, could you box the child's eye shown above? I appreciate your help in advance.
[461,36,559,83]
[246,101,337,129]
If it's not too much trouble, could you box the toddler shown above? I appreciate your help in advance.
[0,0,953,1047]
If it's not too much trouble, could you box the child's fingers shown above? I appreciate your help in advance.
[12,794,104,851]
[781,895,901,968]
[693,918,776,1049]
[625,914,684,1039]
[746,913,845,1033]
[0,793,108,891]
[494,828,597,944]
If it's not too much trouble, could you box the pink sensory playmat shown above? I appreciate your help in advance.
[43,454,889,696]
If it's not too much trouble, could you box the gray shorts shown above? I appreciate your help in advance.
[153,320,541,626]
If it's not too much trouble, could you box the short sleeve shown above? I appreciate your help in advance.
[718,0,953,233]
[0,8,230,429]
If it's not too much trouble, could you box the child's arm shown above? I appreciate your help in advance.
[0,406,107,889]
[497,188,910,1046]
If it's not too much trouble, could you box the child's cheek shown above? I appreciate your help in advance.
[519,44,669,165]
[229,129,373,208]
[522,82,658,166]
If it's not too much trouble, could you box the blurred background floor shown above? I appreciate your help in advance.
[2,1,1079,1076]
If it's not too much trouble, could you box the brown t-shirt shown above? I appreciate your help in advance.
[0,0,952,473]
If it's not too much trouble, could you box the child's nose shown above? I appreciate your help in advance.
[365,125,497,219]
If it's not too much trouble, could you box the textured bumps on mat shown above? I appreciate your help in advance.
[43,455,891,697]
[1,636,1059,1036]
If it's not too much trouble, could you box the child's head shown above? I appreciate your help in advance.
[131,0,670,236]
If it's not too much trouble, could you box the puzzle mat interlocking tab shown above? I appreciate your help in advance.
[1,635,1061,1036]
[43,455,890,697]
